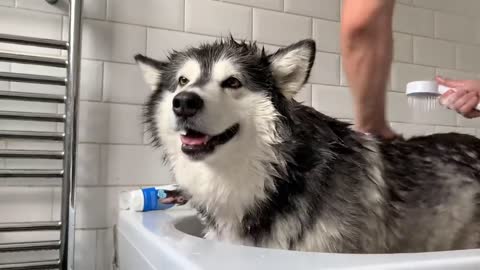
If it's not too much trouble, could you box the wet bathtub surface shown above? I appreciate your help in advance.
[117,208,480,270]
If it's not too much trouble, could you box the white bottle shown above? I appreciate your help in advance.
[119,184,179,212]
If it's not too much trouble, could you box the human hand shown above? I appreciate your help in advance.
[159,189,188,205]
[436,76,480,119]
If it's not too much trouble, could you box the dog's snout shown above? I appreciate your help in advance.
[172,92,204,117]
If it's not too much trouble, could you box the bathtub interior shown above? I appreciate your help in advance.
[172,213,477,254]
[174,215,205,238]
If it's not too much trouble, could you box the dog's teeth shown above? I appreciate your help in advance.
[180,130,187,136]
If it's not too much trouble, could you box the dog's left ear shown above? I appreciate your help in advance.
[268,39,316,99]
[134,54,167,91]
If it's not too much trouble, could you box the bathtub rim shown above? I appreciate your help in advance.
[117,207,480,270]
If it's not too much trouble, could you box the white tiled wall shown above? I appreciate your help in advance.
[1,0,480,269]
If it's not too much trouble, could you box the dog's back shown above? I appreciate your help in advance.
[251,102,480,253]
[380,133,480,252]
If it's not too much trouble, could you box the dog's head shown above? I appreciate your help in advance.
[136,38,316,162]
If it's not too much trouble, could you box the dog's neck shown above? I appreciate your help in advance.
[174,152,280,238]
[172,120,287,240]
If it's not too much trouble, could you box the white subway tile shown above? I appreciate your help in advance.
[413,37,455,68]
[434,126,477,136]
[393,4,434,37]
[284,0,340,21]
[77,144,101,186]
[434,12,474,44]
[74,230,97,270]
[313,19,340,53]
[222,0,283,10]
[311,84,353,118]
[74,187,131,228]
[147,28,217,61]
[99,145,171,186]
[413,0,480,18]
[16,0,106,19]
[387,92,414,123]
[387,92,456,125]
[412,101,458,126]
[390,122,434,138]
[82,20,146,63]
[83,0,107,19]
[0,187,53,222]
[457,116,480,128]
[309,52,340,85]
[412,0,452,11]
[0,0,13,6]
[96,228,115,270]
[475,21,480,46]
[339,58,348,86]
[393,33,413,62]
[185,0,252,39]
[253,9,311,46]
[436,69,477,80]
[107,0,183,30]
[103,62,150,104]
[294,84,312,106]
[80,60,103,101]
[78,102,144,144]
[390,62,435,92]
[456,44,480,73]
[0,7,62,55]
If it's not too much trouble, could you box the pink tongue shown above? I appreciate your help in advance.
[181,135,208,146]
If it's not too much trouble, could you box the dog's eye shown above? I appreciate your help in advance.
[221,77,242,89]
[178,76,189,87]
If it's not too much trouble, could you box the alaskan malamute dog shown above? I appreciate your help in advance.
[135,38,480,253]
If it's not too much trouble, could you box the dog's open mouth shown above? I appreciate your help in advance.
[180,124,240,158]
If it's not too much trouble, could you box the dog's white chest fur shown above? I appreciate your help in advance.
[174,154,272,243]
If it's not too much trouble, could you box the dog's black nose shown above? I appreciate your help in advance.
[172,92,204,117]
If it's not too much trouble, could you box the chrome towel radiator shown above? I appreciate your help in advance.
[0,0,82,269]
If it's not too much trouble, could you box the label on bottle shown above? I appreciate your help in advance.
[142,187,159,211]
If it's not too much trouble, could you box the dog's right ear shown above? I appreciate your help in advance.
[134,54,167,91]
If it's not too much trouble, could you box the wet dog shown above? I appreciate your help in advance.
[135,38,480,253]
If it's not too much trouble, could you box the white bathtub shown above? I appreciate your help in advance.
[117,208,480,270]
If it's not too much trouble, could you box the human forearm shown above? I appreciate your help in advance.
[341,0,395,135]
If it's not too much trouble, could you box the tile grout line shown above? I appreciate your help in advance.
[94,229,99,270]
[250,7,254,41]
[183,0,186,32]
